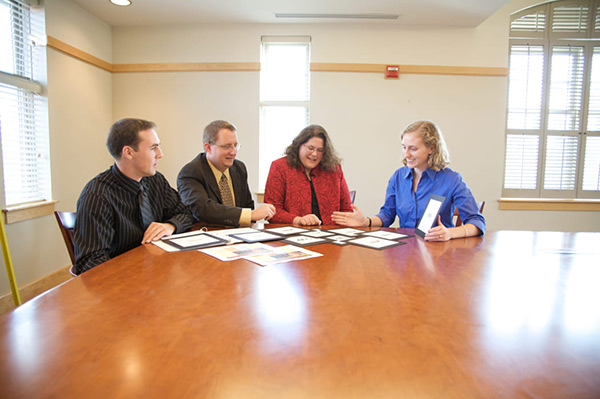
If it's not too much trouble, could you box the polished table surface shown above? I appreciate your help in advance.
[1,227,599,399]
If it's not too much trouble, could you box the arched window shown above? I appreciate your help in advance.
[504,0,600,199]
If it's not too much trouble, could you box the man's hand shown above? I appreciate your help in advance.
[142,222,176,244]
[251,203,276,221]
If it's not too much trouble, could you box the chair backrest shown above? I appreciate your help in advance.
[349,190,356,204]
[454,201,485,227]
[54,211,77,276]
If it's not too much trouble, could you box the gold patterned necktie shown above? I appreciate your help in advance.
[219,173,234,207]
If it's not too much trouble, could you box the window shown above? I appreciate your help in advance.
[503,0,600,199]
[0,0,50,208]
[259,36,310,189]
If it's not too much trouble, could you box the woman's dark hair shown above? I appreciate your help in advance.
[284,124,342,172]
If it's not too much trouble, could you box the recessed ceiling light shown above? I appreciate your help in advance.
[110,0,131,6]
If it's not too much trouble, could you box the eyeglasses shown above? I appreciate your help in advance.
[303,144,324,154]
[212,143,241,151]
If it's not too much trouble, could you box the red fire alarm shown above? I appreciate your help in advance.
[385,65,399,79]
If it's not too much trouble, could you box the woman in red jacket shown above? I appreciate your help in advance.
[264,125,353,226]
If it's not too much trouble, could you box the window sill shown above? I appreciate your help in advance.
[499,198,600,211]
[2,201,58,224]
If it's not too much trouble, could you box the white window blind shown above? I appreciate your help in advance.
[543,135,578,190]
[504,134,540,189]
[582,136,600,190]
[259,36,310,189]
[551,4,589,34]
[0,0,50,207]
[548,46,584,131]
[511,10,546,33]
[507,45,544,129]
[587,47,600,130]
[503,0,600,199]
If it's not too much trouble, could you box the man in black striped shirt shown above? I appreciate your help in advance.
[73,119,193,275]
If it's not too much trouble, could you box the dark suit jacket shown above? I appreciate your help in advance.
[177,153,255,226]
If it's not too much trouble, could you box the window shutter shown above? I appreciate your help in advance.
[504,134,540,190]
[582,135,600,190]
[595,4,600,35]
[511,10,547,33]
[548,45,585,131]
[505,0,600,199]
[507,45,545,129]
[587,47,600,130]
[551,4,590,35]
[543,135,579,190]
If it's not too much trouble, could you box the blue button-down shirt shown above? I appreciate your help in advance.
[375,166,486,234]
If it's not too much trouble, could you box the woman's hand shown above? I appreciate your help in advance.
[425,215,451,241]
[293,214,322,226]
[331,204,366,227]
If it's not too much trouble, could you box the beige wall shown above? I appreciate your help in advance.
[1,0,598,296]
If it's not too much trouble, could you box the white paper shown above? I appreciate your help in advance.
[267,226,308,235]
[200,243,274,261]
[417,198,443,233]
[361,231,411,240]
[326,228,364,236]
[349,236,398,249]
[245,245,323,266]
[301,230,335,238]
[283,235,326,245]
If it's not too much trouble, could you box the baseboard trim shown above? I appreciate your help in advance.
[0,265,73,315]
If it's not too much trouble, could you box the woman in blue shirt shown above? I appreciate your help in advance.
[331,120,485,241]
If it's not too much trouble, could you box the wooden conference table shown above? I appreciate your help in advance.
[1,226,599,399]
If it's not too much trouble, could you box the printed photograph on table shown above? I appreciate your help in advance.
[229,231,283,243]
[326,228,364,236]
[245,245,323,266]
[207,227,258,244]
[281,235,328,247]
[162,232,228,250]
[266,226,309,236]
[361,231,413,240]
[327,235,352,245]
[300,229,335,238]
[349,236,406,250]
[200,243,275,261]
[326,235,354,244]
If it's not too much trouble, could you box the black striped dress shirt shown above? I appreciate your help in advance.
[73,164,193,274]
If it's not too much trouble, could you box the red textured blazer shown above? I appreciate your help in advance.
[264,157,353,225]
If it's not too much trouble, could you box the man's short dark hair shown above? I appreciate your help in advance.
[106,118,157,159]
[203,120,237,145]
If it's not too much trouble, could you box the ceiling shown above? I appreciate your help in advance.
[69,0,511,28]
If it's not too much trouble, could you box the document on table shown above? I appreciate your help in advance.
[200,243,274,261]
[153,227,258,252]
[245,245,323,266]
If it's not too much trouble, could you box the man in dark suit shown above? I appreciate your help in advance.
[177,120,275,226]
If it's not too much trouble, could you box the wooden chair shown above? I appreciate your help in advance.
[454,201,485,227]
[54,211,77,276]
[349,190,356,204]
